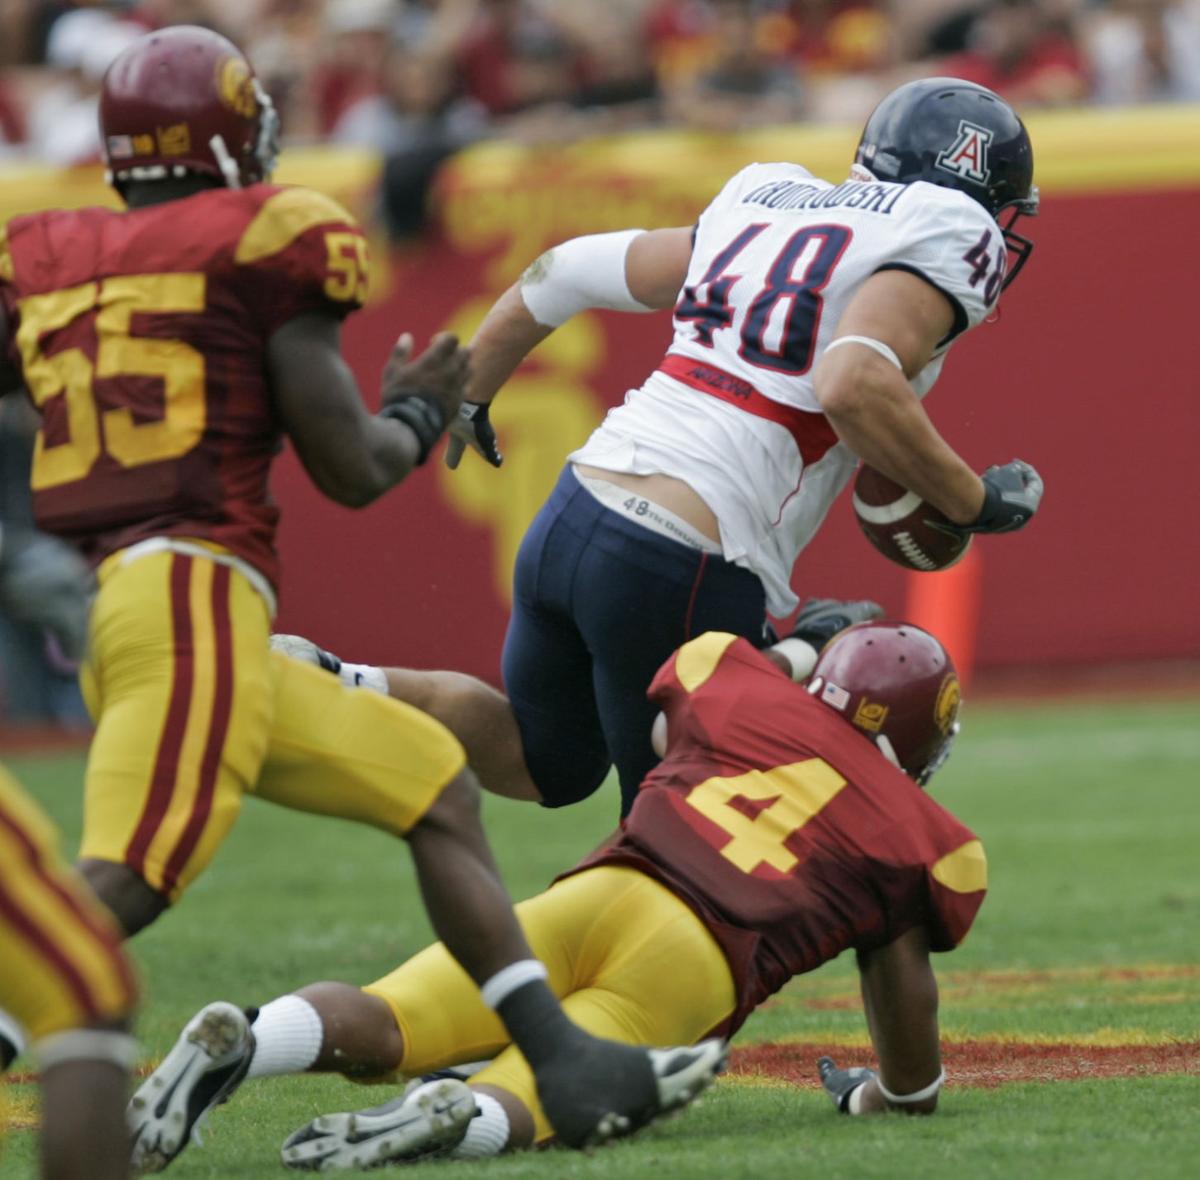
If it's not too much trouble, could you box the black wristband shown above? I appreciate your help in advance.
[379,395,448,466]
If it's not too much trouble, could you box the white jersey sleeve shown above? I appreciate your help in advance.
[880,182,1007,338]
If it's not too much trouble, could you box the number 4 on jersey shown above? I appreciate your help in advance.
[677,224,854,376]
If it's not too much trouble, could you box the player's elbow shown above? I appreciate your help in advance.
[324,480,378,509]
[813,366,868,424]
[813,354,897,427]
[306,461,392,509]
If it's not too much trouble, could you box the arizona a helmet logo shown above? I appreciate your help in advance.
[936,120,994,185]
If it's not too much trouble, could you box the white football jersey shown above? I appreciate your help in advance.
[570,161,1007,615]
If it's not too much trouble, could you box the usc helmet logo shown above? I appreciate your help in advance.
[935,673,961,735]
[217,57,258,119]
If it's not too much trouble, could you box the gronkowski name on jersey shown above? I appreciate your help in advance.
[570,162,1005,615]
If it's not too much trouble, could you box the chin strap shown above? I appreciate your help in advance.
[209,134,242,189]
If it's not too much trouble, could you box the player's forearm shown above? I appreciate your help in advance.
[466,285,553,405]
[467,228,669,407]
[304,416,421,507]
[818,363,984,525]
[354,417,425,503]
[857,933,944,1106]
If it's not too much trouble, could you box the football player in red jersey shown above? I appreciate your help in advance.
[0,25,724,1169]
[0,763,138,1180]
[148,618,985,1169]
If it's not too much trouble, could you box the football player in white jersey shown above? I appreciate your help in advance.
[292,77,1045,818]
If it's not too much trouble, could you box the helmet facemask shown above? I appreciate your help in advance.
[209,80,279,189]
[998,187,1039,290]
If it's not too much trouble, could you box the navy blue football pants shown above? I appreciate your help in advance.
[502,466,767,816]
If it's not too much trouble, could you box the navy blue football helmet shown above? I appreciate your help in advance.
[854,77,1038,288]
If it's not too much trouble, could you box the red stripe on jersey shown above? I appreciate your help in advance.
[683,552,709,640]
[0,806,127,1020]
[658,353,840,466]
[125,554,195,881]
[161,564,234,894]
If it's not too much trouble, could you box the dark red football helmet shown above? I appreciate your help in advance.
[99,25,279,193]
[809,621,961,785]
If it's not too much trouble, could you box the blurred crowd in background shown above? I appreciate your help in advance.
[1,0,1199,729]
[2,1,1199,173]
[2,0,1199,234]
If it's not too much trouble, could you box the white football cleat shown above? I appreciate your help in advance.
[128,1001,254,1174]
[280,1078,478,1171]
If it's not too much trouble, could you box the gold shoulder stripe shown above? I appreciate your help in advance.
[0,225,14,282]
[931,839,988,894]
[235,188,359,266]
[674,632,739,693]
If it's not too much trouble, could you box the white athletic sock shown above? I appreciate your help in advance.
[339,662,388,694]
[480,960,549,1009]
[449,1092,509,1159]
[246,995,324,1079]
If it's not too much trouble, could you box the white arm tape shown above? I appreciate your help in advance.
[823,334,904,371]
[877,1067,946,1105]
[36,1029,140,1071]
[519,229,653,328]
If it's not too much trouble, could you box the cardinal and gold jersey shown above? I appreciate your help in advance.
[0,188,465,903]
[0,183,369,592]
[571,632,988,1034]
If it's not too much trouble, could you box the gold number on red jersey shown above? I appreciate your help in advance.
[686,758,848,875]
[96,275,206,467]
[17,274,207,490]
[324,231,369,303]
[17,283,103,490]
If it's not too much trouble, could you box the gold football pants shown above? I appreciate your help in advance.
[80,546,465,900]
[364,864,737,1141]
[0,766,136,1042]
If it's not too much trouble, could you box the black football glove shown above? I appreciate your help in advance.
[817,1056,877,1114]
[790,598,884,649]
[445,401,502,470]
[948,459,1044,535]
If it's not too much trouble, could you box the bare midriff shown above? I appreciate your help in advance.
[573,463,721,544]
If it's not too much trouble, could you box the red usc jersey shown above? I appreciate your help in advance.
[573,632,987,1035]
[0,184,370,590]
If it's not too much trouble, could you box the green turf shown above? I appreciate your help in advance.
[2,697,1198,1177]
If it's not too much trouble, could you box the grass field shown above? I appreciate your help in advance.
[2,696,1198,1178]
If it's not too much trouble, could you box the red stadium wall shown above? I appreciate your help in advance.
[2,111,1197,683]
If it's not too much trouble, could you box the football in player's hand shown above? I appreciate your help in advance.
[851,466,972,572]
